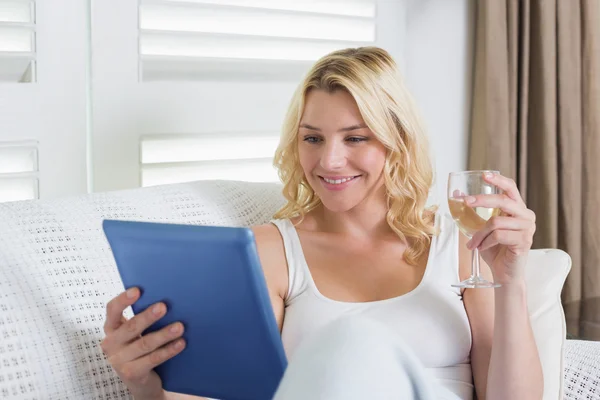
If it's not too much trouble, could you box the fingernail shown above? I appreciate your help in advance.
[170,324,181,334]
[465,196,476,204]
[466,240,472,249]
[174,339,184,349]
[152,304,163,316]
[126,288,137,298]
[485,172,494,179]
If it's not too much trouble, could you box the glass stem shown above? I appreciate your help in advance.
[471,247,480,279]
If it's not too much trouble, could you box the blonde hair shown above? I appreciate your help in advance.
[273,46,437,266]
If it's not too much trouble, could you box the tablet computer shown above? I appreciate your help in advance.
[102,219,288,400]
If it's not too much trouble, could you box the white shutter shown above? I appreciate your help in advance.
[133,0,376,187]
[0,0,405,199]
[0,0,35,82]
[0,0,89,201]
[92,0,404,192]
[138,0,376,81]
[140,132,280,186]
[0,140,38,202]
[0,0,37,202]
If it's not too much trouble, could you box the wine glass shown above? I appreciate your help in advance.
[447,170,502,288]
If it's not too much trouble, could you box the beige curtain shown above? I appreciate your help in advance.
[469,0,600,340]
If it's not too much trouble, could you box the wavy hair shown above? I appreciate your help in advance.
[273,46,437,266]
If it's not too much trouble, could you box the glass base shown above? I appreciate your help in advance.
[451,276,501,289]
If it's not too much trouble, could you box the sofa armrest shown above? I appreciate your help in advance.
[564,339,600,399]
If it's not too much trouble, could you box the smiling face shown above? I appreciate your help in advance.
[297,89,388,213]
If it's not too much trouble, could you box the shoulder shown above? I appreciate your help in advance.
[251,223,283,243]
[251,223,289,300]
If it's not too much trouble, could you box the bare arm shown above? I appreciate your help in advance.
[165,224,288,400]
[486,279,543,399]
[459,231,543,400]
[251,224,288,332]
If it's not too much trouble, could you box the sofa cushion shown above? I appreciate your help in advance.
[525,248,570,399]
[0,180,569,399]
[0,180,284,399]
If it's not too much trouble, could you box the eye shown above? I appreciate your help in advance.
[303,136,322,144]
[346,137,367,143]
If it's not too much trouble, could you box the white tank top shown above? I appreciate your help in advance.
[271,211,474,400]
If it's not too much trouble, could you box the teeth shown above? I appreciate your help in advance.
[323,176,355,184]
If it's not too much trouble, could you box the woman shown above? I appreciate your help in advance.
[100,47,543,399]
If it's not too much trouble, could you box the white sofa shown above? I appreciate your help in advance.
[0,180,598,400]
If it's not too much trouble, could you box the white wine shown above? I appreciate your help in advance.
[448,198,500,237]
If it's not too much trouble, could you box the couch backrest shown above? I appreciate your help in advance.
[0,180,284,399]
[0,180,569,399]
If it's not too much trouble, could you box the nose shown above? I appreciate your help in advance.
[319,140,346,171]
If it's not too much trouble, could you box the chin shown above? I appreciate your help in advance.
[317,196,360,213]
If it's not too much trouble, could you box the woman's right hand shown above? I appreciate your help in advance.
[100,287,186,400]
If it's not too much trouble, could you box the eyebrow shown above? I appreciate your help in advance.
[299,123,368,132]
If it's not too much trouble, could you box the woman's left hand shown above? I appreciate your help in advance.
[464,172,537,285]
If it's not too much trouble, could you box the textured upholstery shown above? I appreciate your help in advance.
[564,340,600,399]
[0,180,597,399]
[0,181,284,399]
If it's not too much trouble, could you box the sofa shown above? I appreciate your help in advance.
[0,179,598,400]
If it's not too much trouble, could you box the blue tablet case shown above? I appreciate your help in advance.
[102,219,288,400]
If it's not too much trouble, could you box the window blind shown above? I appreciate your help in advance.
[0,140,39,202]
[0,0,36,82]
[138,0,376,187]
[140,133,280,186]
[138,0,376,81]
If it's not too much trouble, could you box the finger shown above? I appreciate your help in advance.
[452,189,466,198]
[477,230,531,252]
[118,338,187,384]
[464,194,529,218]
[104,287,140,334]
[482,172,525,205]
[102,302,167,359]
[115,301,168,345]
[467,216,531,250]
[109,322,185,366]
[101,315,129,356]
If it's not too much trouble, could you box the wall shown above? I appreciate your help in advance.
[404,0,475,208]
